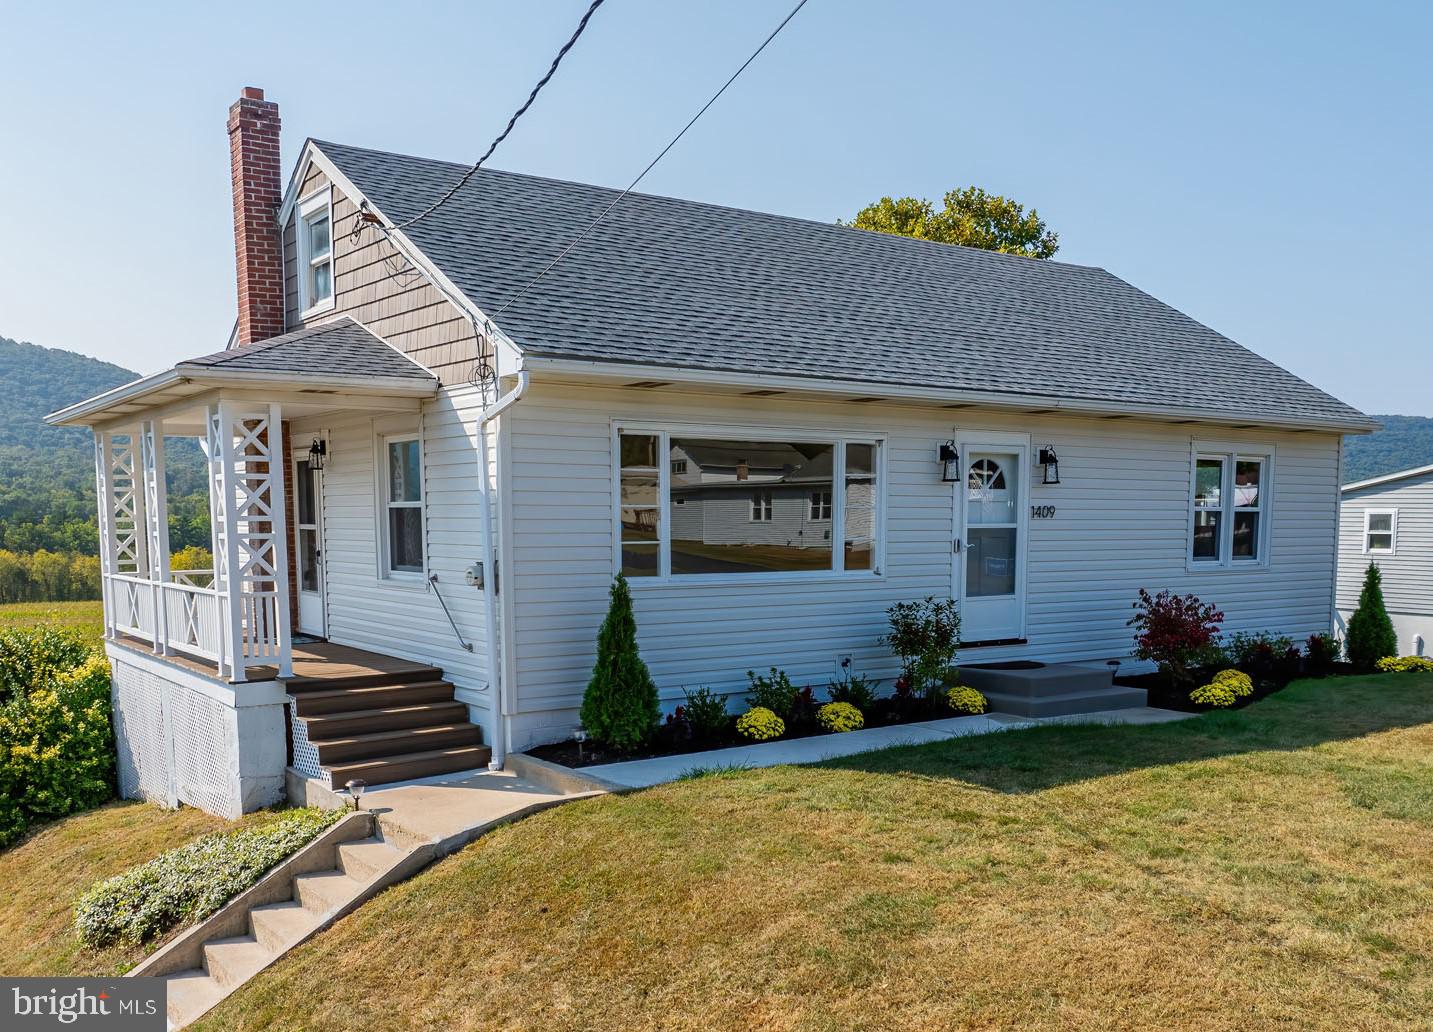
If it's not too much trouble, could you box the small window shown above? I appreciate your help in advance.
[1189,448,1271,566]
[382,435,424,575]
[809,491,832,521]
[670,459,688,475]
[1364,510,1397,554]
[297,189,334,314]
[618,431,660,577]
[751,490,774,522]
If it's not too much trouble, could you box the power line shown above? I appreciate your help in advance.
[494,0,813,316]
[391,0,608,231]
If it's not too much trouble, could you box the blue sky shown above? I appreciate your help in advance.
[1,0,1428,414]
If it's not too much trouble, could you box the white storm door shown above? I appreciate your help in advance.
[955,439,1029,643]
[294,456,326,637]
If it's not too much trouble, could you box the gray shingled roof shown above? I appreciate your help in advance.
[317,140,1370,429]
[182,317,434,381]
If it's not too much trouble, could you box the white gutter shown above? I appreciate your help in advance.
[476,369,529,770]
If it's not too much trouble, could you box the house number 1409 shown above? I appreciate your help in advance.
[1030,505,1056,519]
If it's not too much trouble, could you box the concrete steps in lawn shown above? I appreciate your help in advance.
[961,661,1149,718]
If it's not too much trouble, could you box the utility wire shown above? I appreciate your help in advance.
[391,0,608,231]
[494,0,813,316]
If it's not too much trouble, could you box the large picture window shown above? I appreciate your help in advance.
[1189,446,1270,566]
[616,428,881,579]
[382,434,424,576]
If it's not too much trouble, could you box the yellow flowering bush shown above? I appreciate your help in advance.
[735,706,784,742]
[946,685,988,715]
[1189,668,1254,708]
[1375,656,1433,673]
[816,701,864,733]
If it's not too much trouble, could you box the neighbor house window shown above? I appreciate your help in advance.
[1363,510,1397,554]
[382,434,424,575]
[614,428,881,579]
[1190,447,1270,566]
[297,189,334,314]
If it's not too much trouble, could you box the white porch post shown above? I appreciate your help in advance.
[216,401,246,682]
[206,404,232,677]
[93,432,117,641]
[140,419,172,655]
[268,404,293,678]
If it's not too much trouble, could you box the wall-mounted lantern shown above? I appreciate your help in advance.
[938,441,959,482]
[307,438,328,472]
[1037,446,1060,485]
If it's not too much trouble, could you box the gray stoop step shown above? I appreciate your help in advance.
[961,662,1148,718]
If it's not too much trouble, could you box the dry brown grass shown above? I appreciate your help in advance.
[0,800,237,975]
[202,674,1433,1030]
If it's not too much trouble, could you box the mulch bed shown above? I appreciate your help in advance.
[1118,662,1361,713]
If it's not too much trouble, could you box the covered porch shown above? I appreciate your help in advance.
[50,318,439,683]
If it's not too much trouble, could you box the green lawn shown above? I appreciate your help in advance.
[0,599,104,642]
[199,674,1433,1031]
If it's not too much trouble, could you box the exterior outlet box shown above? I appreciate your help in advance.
[465,562,484,588]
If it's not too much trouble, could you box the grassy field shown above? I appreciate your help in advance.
[0,599,104,641]
[199,674,1433,1031]
[0,801,241,976]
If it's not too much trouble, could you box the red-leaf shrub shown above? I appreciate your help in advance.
[1128,589,1225,685]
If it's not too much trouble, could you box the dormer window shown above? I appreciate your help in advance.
[297,188,334,316]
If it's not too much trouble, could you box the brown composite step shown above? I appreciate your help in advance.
[324,744,492,788]
[311,723,484,765]
[291,680,458,717]
[285,666,444,694]
[300,700,471,739]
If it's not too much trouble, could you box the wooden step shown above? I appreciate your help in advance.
[291,680,456,717]
[300,700,470,738]
[326,744,493,789]
[285,666,444,694]
[312,723,483,765]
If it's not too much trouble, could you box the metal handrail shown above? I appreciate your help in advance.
[426,573,474,652]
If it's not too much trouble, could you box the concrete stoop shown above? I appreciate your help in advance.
[132,764,610,1029]
[960,662,1148,718]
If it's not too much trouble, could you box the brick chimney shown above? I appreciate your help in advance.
[227,87,285,347]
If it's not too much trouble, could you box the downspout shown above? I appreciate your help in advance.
[477,369,529,769]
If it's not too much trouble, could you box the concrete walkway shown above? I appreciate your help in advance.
[584,707,1193,789]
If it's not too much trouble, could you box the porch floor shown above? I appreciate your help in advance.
[113,634,436,686]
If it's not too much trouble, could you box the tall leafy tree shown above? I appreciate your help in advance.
[844,187,1059,259]
[1345,562,1398,670]
[580,573,659,751]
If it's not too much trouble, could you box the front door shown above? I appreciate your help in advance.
[293,456,326,637]
[955,437,1028,643]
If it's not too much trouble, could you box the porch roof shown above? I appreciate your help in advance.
[45,317,437,427]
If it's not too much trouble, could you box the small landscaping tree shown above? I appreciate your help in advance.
[1128,589,1224,688]
[883,597,960,695]
[1345,562,1398,671]
[580,573,659,751]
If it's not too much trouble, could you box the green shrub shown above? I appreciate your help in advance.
[1189,668,1254,708]
[74,807,343,949]
[0,626,91,704]
[579,574,659,751]
[816,701,864,733]
[1375,656,1433,673]
[1305,633,1341,674]
[883,597,960,694]
[1346,563,1398,671]
[945,685,988,715]
[735,707,784,742]
[746,667,799,717]
[681,687,729,740]
[826,670,878,711]
[0,653,115,849]
[1225,631,1295,668]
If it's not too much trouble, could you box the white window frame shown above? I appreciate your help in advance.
[809,490,832,521]
[378,431,425,581]
[1187,441,1275,570]
[750,490,774,522]
[611,421,886,585]
[296,187,335,319]
[1362,508,1398,555]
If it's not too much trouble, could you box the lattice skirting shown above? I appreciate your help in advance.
[289,701,327,781]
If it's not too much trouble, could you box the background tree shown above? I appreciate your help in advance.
[844,187,1059,258]
[580,573,659,751]
[1345,562,1398,669]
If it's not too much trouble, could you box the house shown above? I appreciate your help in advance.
[48,88,1376,818]
[1338,463,1433,656]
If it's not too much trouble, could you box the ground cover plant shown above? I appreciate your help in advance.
[199,673,1433,1031]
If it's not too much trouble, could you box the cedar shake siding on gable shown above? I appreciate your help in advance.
[283,168,482,387]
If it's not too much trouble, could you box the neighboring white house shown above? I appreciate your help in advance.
[1338,463,1433,656]
[48,89,1377,818]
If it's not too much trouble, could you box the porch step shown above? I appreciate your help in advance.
[292,680,457,717]
[325,744,493,789]
[312,723,484,765]
[301,700,471,738]
[980,685,1149,719]
[285,666,444,694]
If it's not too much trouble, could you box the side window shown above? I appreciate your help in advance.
[1364,510,1396,554]
[1189,448,1271,566]
[382,435,424,575]
[297,189,334,315]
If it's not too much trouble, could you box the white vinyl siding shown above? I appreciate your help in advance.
[1362,509,1397,554]
[1338,472,1433,655]
[502,381,1342,749]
